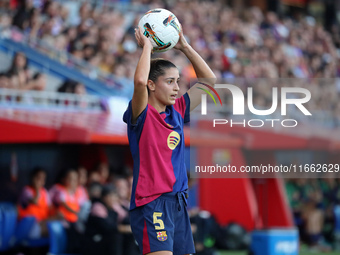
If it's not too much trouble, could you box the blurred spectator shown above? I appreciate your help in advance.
[6,52,30,88]
[93,162,110,184]
[82,185,120,255]
[53,168,83,253]
[3,52,46,91]
[25,72,46,90]
[0,72,11,88]
[53,168,80,223]
[57,79,86,94]
[285,178,336,251]
[18,167,56,238]
[77,166,89,203]
[12,0,34,30]
[75,166,90,233]
[114,175,129,208]
[114,175,139,255]
[88,181,103,202]
[88,171,102,185]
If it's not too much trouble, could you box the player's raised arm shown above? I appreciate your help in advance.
[131,28,153,123]
[174,29,216,111]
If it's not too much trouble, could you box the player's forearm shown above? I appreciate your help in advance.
[134,44,153,86]
[180,45,216,82]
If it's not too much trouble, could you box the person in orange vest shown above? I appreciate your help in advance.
[18,167,52,238]
[75,166,91,233]
[54,168,80,223]
[54,168,84,253]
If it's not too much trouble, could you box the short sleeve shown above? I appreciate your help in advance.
[123,101,148,126]
[174,93,190,123]
[123,100,148,140]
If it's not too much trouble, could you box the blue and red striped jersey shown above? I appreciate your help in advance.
[123,93,190,209]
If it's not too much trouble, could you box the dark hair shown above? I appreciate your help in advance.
[32,72,42,80]
[89,181,102,190]
[101,185,117,199]
[30,167,46,181]
[56,168,77,184]
[57,79,80,93]
[8,52,28,74]
[148,58,177,82]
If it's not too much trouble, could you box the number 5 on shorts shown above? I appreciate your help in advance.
[153,212,164,230]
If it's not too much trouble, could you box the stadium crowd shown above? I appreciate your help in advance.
[0,52,46,91]
[0,0,339,124]
[0,50,87,95]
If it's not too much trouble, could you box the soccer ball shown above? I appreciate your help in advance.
[138,8,181,52]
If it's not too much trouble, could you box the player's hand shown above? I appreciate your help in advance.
[135,27,153,50]
[174,24,189,51]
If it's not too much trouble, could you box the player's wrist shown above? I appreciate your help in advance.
[143,43,153,52]
[179,43,191,53]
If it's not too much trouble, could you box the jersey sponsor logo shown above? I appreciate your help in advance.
[167,131,180,150]
[157,231,168,241]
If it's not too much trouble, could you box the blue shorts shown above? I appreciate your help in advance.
[130,191,195,255]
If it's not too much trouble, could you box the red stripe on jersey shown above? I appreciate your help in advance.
[142,220,151,254]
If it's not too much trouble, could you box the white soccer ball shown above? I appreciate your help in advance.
[138,8,181,52]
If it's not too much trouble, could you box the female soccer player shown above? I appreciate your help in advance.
[123,27,216,255]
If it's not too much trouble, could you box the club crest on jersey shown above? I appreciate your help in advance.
[167,131,180,150]
[157,231,167,241]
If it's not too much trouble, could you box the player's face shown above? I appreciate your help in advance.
[155,67,180,106]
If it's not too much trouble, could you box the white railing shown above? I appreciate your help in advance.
[0,88,103,112]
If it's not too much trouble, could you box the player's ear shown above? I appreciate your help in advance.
[147,80,155,92]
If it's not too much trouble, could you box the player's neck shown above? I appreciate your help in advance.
[148,98,166,113]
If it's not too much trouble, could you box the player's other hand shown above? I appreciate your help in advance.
[174,24,189,51]
[135,27,153,50]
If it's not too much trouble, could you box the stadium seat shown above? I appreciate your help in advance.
[47,221,77,255]
[0,203,17,251]
[13,216,36,246]
[14,216,49,248]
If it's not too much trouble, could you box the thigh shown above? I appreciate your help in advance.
[130,198,175,255]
